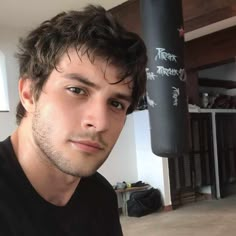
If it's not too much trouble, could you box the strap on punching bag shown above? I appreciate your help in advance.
[140,0,189,158]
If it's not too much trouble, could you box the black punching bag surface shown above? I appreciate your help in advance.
[140,0,189,158]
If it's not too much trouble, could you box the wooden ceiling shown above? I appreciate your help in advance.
[110,0,236,104]
[183,0,236,32]
[110,0,236,71]
[110,0,236,33]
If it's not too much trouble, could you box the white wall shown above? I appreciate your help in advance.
[99,110,172,206]
[100,110,172,206]
[99,114,138,185]
[0,27,25,141]
[133,110,171,206]
[0,50,10,111]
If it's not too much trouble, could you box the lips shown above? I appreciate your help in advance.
[70,140,104,153]
[78,140,103,149]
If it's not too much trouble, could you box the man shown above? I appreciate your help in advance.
[0,4,147,235]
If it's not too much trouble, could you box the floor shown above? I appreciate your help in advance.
[120,194,236,236]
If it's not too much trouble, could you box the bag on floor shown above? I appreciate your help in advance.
[127,188,162,217]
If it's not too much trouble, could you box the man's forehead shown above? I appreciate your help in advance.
[58,48,132,85]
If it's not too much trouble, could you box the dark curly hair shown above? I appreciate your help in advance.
[16,5,147,124]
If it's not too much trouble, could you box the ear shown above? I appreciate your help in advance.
[18,78,36,114]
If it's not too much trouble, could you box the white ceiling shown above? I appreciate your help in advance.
[0,0,127,29]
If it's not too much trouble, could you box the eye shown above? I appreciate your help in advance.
[67,87,86,95]
[110,100,124,110]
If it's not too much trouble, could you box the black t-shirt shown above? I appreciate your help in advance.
[0,137,123,236]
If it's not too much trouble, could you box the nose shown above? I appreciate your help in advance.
[81,99,109,132]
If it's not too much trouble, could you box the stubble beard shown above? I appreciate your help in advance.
[31,109,109,177]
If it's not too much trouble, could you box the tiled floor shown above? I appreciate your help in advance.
[120,194,236,236]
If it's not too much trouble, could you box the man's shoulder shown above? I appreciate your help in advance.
[0,138,22,209]
[0,137,19,192]
[0,137,12,166]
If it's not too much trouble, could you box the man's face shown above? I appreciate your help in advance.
[30,49,132,177]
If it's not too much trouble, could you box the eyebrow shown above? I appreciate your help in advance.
[114,92,132,103]
[64,73,99,89]
[64,73,132,103]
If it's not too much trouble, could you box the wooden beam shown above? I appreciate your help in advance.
[198,78,236,89]
[184,25,236,70]
[184,5,236,32]
[110,0,236,35]
[182,0,236,20]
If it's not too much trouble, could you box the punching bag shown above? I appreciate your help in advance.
[140,0,189,158]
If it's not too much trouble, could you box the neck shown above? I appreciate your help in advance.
[11,126,80,206]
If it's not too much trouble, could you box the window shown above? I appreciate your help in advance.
[0,50,9,111]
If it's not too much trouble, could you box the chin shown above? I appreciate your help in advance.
[54,153,107,177]
[78,163,105,177]
[59,164,101,178]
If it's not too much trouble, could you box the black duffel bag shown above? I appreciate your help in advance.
[127,188,162,217]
